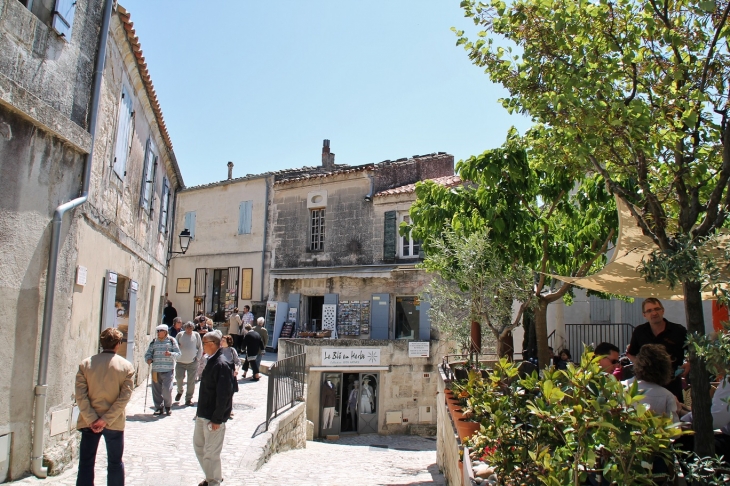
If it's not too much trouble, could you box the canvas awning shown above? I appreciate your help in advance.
[550,197,730,300]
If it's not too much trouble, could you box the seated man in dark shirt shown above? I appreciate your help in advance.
[627,298,688,402]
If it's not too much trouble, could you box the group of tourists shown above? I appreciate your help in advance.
[73,301,270,486]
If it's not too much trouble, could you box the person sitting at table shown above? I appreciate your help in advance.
[622,344,679,422]
[678,375,730,459]
[555,349,572,370]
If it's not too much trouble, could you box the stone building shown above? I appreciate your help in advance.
[165,163,270,322]
[269,141,456,438]
[0,1,182,478]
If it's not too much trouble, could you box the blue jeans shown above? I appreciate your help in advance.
[77,428,124,486]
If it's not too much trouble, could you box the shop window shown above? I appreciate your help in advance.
[399,214,421,258]
[310,208,325,251]
[395,296,420,340]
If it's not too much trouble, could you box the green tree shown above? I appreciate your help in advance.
[421,228,534,358]
[454,0,729,456]
[408,132,616,369]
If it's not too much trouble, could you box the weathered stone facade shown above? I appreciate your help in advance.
[0,2,182,478]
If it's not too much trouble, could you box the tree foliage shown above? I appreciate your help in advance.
[454,0,730,457]
[421,228,533,357]
[408,132,616,368]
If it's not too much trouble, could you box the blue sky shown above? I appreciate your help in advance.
[119,1,532,187]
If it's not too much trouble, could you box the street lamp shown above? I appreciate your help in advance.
[167,229,192,266]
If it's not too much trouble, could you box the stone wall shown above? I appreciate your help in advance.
[240,402,307,471]
[436,367,462,486]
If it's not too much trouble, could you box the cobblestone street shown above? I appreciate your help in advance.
[10,353,445,486]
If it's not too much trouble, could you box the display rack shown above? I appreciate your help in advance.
[337,300,371,336]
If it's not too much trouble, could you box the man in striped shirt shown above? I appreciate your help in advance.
[145,324,181,416]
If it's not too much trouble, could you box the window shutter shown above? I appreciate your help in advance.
[383,210,397,262]
[149,156,158,218]
[184,211,196,239]
[238,200,252,235]
[139,139,151,208]
[159,178,170,233]
[52,0,76,39]
[113,87,134,179]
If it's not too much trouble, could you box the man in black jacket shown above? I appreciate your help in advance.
[193,332,233,486]
[241,329,264,382]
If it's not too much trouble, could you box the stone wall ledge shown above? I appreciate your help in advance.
[239,401,307,471]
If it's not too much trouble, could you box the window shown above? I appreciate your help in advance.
[20,0,75,40]
[310,209,325,251]
[184,211,196,239]
[399,214,421,258]
[159,177,170,233]
[113,86,134,179]
[140,138,157,211]
[238,200,252,235]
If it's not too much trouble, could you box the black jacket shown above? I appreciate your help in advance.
[197,349,233,424]
[162,305,177,325]
[242,330,264,357]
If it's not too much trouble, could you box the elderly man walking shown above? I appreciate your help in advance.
[145,324,180,415]
[194,332,234,486]
[75,328,135,486]
[175,321,203,406]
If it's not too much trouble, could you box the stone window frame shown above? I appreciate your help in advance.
[310,208,326,252]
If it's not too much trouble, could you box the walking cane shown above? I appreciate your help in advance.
[143,364,150,413]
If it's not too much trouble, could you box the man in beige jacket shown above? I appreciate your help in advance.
[75,328,135,486]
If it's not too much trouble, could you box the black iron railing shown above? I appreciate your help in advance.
[565,323,635,362]
[265,346,306,430]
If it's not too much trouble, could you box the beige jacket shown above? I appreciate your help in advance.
[75,351,135,431]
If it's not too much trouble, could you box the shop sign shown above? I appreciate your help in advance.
[321,348,380,366]
[408,341,430,358]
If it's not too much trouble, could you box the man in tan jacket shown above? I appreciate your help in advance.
[75,328,135,486]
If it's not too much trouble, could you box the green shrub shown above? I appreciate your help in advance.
[461,351,685,485]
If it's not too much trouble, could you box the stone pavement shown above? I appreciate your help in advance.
[10,351,446,486]
[248,434,446,486]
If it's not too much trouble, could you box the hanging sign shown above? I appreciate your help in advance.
[322,348,380,366]
[408,341,430,358]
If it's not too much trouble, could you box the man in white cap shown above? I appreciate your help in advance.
[144,324,180,415]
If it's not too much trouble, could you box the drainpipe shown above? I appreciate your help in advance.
[260,176,270,301]
[31,0,114,477]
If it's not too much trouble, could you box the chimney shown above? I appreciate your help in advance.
[322,139,335,169]
[227,161,234,180]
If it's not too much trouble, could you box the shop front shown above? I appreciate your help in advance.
[193,266,240,322]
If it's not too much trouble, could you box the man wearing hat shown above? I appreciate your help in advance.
[144,324,181,415]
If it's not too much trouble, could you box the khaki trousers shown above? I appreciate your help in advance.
[193,417,226,486]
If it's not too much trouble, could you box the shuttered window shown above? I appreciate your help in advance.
[383,210,397,262]
[238,200,253,235]
[140,138,157,211]
[159,178,170,233]
[184,211,196,239]
[113,86,134,179]
[51,0,76,39]
[399,214,421,258]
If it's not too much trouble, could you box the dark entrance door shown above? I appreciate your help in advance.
[395,296,420,340]
[308,295,324,331]
[320,372,342,436]
[211,269,229,322]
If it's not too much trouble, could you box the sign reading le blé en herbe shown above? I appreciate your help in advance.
[322,348,380,366]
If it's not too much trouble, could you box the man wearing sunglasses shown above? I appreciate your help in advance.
[627,298,688,402]
[594,342,622,373]
[194,332,234,486]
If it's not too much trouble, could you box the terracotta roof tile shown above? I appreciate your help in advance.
[374,174,462,197]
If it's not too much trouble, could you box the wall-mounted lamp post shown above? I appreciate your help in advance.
[167,229,192,266]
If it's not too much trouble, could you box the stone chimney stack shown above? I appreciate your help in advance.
[322,139,335,169]
[227,161,234,180]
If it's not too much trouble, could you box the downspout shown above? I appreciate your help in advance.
[31,0,114,477]
[260,175,270,301]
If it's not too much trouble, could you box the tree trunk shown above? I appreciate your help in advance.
[470,320,482,355]
[683,280,715,457]
[535,298,550,369]
[497,330,514,360]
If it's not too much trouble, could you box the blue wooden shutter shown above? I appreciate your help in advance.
[184,211,196,239]
[139,139,151,208]
[418,296,431,341]
[52,0,76,38]
[113,87,133,178]
[371,293,390,340]
[159,178,170,233]
[238,200,252,235]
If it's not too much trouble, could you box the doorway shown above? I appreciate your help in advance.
[308,295,324,331]
[320,372,379,436]
[211,268,229,322]
[395,296,420,340]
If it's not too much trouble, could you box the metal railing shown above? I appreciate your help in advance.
[265,346,306,430]
[565,323,635,362]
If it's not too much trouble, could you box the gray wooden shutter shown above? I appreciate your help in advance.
[371,293,390,340]
[149,156,158,219]
[126,282,138,361]
[139,139,151,208]
[52,0,76,38]
[383,211,397,262]
[159,178,170,233]
[102,271,118,331]
[238,200,252,235]
[418,296,431,341]
[184,211,196,239]
[113,87,134,178]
